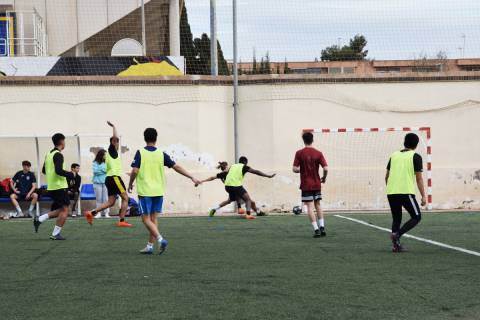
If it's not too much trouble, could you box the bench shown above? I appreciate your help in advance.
[0,184,97,202]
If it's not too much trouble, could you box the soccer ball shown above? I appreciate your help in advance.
[293,206,302,215]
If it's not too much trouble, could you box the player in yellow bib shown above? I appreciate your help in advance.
[85,122,132,227]
[128,128,200,255]
[386,133,426,252]
[33,133,75,240]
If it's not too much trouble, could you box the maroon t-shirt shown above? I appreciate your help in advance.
[293,147,328,191]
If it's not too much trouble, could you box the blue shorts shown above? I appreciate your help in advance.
[138,196,164,215]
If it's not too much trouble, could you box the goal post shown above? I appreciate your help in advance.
[303,127,432,211]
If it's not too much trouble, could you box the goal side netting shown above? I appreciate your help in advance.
[304,127,432,211]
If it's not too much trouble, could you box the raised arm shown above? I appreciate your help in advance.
[107,121,118,139]
[248,168,276,178]
[173,164,200,185]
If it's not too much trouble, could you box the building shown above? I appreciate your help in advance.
[0,0,183,57]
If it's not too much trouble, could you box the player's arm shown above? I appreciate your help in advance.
[128,168,139,193]
[9,178,17,193]
[53,153,74,179]
[416,172,427,206]
[107,121,118,138]
[292,166,300,173]
[199,176,218,184]
[248,168,276,178]
[172,164,201,185]
[385,170,390,185]
[321,166,329,183]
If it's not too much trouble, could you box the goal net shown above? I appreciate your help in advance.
[305,127,432,211]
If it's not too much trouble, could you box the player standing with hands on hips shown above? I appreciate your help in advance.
[293,131,328,238]
[386,133,426,252]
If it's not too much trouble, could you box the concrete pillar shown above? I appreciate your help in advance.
[169,0,180,56]
[210,0,218,75]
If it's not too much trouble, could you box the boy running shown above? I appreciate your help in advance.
[207,157,275,219]
[128,128,200,255]
[386,133,426,252]
[85,122,132,227]
[293,132,328,238]
[33,133,75,240]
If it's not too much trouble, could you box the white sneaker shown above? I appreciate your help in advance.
[104,213,111,218]
[15,212,24,218]
[72,212,77,217]
[94,213,102,219]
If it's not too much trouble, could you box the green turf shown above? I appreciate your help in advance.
[0,212,479,320]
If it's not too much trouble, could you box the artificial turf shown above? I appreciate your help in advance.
[0,212,479,320]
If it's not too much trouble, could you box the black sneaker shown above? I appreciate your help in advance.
[33,218,41,233]
[50,234,66,240]
[313,229,322,238]
[320,227,326,237]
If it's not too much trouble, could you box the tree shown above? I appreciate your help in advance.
[180,5,230,75]
[283,58,291,74]
[321,34,368,61]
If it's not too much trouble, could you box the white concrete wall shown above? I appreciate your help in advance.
[0,81,479,212]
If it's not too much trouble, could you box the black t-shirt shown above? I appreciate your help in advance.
[108,144,118,159]
[217,165,251,183]
[387,150,423,172]
[68,174,82,192]
[12,171,36,194]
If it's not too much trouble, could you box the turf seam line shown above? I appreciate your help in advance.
[334,214,480,257]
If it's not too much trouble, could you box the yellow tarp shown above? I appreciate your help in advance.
[117,61,182,77]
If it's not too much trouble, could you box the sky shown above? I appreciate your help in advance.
[184,0,480,62]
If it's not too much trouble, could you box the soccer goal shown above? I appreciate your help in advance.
[303,127,432,211]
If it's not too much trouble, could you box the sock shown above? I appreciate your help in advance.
[120,218,125,222]
[318,218,325,228]
[147,242,154,249]
[15,206,22,214]
[311,221,319,231]
[29,204,35,212]
[52,225,62,236]
[39,214,49,223]
[156,235,164,243]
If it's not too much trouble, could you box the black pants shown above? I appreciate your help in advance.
[387,194,422,237]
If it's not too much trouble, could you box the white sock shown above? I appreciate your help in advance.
[311,221,319,231]
[52,225,62,236]
[29,204,35,212]
[318,218,325,228]
[147,242,154,249]
[15,206,22,214]
[156,235,164,243]
[39,214,49,223]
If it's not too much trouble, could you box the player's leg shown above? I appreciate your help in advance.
[70,191,79,217]
[239,190,255,220]
[209,198,233,217]
[102,184,110,217]
[387,195,403,251]
[28,192,38,217]
[398,195,422,237]
[139,197,168,255]
[34,190,69,239]
[302,191,321,237]
[314,198,326,236]
[10,193,23,217]
[116,191,132,227]
[85,195,116,225]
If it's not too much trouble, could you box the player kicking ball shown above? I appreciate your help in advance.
[33,133,75,240]
[205,157,275,220]
[84,121,132,227]
[293,132,328,238]
[386,133,426,252]
[128,128,200,255]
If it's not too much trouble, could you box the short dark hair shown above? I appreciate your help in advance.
[52,133,65,147]
[22,160,31,167]
[239,156,248,164]
[144,128,158,143]
[71,163,80,169]
[404,133,419,149]
[302,132,314,145]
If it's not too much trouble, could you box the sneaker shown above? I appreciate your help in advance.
[245,214,256,220]
[238,208,246,215]
[139,246,154,255]
[72,212,77,217]
[15,212,24,218]
[49,234,66,240]
[84,211,94,225]
[158,239,169,255]
[256,211,266,217]
[390,233,404,252]
[33,217,41,233]
[116,221,133,228]
[313,229,322,238]
[208,209,216,217]
[94,213,102,219]
[104,213,111,218]
[320,227,326,237]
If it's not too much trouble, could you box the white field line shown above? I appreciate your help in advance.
[334,214,480,257]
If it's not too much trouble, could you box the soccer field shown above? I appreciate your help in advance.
[1,212,479,320]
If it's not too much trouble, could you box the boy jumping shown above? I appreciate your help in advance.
[128,128,200,255]
[293,132,328,238]
[386,133,426,252]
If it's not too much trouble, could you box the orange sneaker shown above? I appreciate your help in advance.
[238,208,246,215]
[116,221,133,227]
[245,214,256,220]
[85,211,94,225]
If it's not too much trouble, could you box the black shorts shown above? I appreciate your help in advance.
[302,190,322,202]
[13,192,37,201]
[49,189,70,211]
[105,176,126,197]
[225,186,247,202]
[387,194,422,219]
